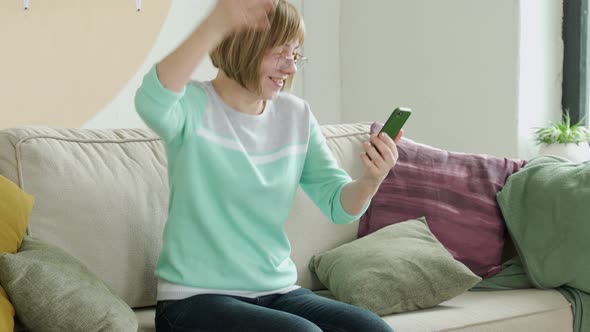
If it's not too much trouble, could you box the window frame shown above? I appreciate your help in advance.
[562,0,589,125]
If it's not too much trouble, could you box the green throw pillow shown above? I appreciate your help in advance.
[0,236,138,332]
[309,217,481,316]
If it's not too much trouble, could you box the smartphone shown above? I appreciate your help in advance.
[379,107,412,139]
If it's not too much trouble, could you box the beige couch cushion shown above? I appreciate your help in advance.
[286,123,371,290]
[0,127,168,308]
[327,289,572,332]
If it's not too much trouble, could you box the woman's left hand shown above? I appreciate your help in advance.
[359,130,403,187]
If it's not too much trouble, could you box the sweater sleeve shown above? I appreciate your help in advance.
[299,109,369,224]
[134,64,191,144]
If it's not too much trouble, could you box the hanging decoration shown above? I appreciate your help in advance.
[23,0,143,11]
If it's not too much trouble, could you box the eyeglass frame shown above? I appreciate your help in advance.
[271,51,308,71]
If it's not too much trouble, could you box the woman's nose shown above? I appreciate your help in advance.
[282,59,297,74]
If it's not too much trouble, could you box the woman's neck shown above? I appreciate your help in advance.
[211,71,265,115]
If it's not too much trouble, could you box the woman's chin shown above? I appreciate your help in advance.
[261,89,281,100]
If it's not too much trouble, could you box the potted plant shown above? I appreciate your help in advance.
[534,111,590,163]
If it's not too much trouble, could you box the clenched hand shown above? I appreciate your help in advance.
[211,0,275,32]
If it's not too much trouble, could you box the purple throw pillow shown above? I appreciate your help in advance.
[360,122,526,278]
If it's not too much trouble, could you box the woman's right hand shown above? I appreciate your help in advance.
[210,0,275,33]
[154,0,274,93]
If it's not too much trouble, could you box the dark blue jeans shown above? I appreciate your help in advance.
[155,288,393,332]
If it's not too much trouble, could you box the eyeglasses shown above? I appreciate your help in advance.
[273,52,308,71]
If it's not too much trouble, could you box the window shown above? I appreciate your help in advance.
[562,0,589,124]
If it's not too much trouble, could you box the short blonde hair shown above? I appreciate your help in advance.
[210,0,305,94]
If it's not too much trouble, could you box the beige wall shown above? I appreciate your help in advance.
[0,0,171,129]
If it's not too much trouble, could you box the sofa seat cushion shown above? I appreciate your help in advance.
[132,289,572,332]
[135,307,157,332]
[319,288,572,332]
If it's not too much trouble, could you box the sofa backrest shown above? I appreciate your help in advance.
[0,123,371,309]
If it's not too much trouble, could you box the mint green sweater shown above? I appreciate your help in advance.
[135,66,367,293]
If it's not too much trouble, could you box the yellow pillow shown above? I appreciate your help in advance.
[0,286,15,332]
[0,175,33,331]
[0,175,34,254]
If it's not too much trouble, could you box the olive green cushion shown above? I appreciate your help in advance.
[0,236,137,332]
[309,217,481,316]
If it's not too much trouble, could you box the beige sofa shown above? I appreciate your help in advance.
[0,123,573,332]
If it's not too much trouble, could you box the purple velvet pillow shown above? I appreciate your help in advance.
[360,123,527,278]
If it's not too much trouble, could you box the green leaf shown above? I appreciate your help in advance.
[533,110,590,144]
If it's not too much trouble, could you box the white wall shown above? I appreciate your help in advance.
[300,0,342,124]
[339,0,521,157]
[518,0,563,159]
[337,0,563,158]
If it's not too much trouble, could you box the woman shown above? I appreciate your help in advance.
[135,0,400,331]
